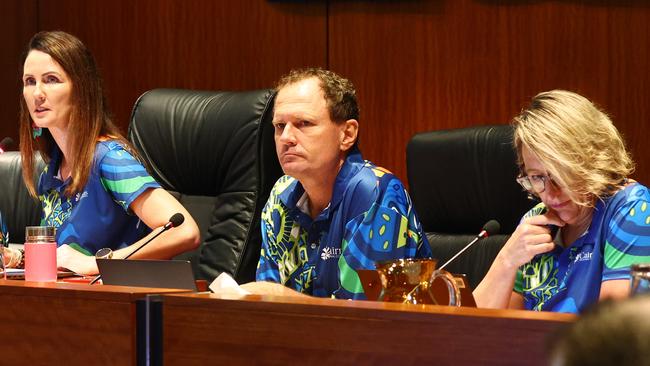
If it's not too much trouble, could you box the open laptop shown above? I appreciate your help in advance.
[357,269,476,307]
[96,258,197,291]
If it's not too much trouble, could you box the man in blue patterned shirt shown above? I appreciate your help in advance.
[247,68,432,299]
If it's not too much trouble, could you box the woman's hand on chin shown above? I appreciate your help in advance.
[498,211,565,270]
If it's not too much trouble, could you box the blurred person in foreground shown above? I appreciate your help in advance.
[474,90,650,313]
[3,31,199,274]
[548,296,650,366]
[242,68,432,298]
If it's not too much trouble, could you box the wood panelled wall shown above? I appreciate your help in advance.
[2,0,649,185]
[330,0,650,184]
[0,0,37,148]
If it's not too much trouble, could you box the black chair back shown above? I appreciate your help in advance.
[128,88,282,283]
[407,125,532,289]
[0,152,43,244]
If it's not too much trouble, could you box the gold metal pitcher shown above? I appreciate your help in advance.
[374,258,461,306]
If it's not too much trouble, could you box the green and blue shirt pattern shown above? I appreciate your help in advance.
[38,140,160,255]
[514,183,650,313]
[256,148,432,299]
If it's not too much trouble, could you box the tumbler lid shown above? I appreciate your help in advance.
[25,226,56,243]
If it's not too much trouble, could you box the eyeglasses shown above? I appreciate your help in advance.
[516,173,559,194]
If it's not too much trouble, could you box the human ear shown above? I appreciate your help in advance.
[340,119,358,151]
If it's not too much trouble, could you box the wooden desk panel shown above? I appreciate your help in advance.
[163,293,575,365]
[0,280,185,365]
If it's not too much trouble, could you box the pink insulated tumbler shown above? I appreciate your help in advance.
[24,226,57,282]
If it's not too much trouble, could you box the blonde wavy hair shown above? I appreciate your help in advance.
[513,90,634,207]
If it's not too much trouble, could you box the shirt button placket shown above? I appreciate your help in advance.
[308,223,320,250]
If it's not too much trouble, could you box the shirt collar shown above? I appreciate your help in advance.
[278,146,365,218]
[329,146,364,212]
[40,146,68,192]
[568,197,607,248]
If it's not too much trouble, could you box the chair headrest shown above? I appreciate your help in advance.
[128,88,277,196]
[407,125,532,234]
[0,152,44,243]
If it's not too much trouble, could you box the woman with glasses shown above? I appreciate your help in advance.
[474,90,650,313]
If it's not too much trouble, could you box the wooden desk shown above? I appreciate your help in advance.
[162,293,575,365]
[0,280,187,365]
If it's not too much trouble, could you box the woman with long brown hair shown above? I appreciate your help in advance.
[3,31,199,275]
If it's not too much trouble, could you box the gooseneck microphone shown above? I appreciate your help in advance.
[438,219,501,271]
[160,213,185,233]
[123,212,185,260]
[0,137,14,154]
[89,213,185,285]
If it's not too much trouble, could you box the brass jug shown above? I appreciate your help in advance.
[374,258,461,306]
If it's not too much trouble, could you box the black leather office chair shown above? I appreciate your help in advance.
[0,152,44,244]
[407,125,532,289]
[128,88,283,284]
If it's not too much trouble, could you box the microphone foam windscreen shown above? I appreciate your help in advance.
[0,137,14,150]
[169,213,185,228]
[482,219,501,236]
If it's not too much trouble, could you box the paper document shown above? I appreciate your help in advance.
[209,272,251,295]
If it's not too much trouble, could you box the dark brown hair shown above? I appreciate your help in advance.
[19,31,132,197]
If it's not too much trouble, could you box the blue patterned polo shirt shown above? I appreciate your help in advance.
[256,147,432,299]
[514,183,650,313]
[38,140,160,255]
